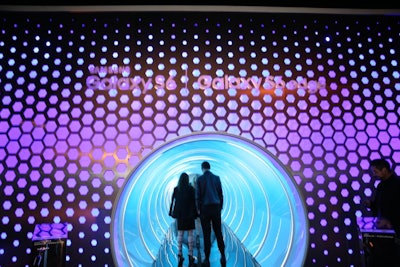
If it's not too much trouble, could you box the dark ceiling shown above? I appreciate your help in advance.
[0,0,399,9]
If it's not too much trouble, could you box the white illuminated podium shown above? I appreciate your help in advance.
[357,217,398,267]
[32,222,68,267]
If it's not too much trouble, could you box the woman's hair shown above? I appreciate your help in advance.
[177,172,190,190]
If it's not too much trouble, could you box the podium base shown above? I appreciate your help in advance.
[32,239,66,267]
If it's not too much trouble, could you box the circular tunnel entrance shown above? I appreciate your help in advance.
[111,132,308,266]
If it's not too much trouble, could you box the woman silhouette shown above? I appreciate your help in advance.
[169,172,198,267]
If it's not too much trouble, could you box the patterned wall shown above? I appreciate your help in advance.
[0,8,399,267]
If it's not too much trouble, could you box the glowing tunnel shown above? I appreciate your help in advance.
[111,132,309,266]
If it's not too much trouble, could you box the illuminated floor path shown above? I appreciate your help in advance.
[153,222,261,267]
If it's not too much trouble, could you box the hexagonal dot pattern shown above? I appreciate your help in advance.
[0,9,400,267]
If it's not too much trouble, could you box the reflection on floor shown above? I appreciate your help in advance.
[153,220,261,267]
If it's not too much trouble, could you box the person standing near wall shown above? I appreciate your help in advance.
[169,172,198,267]
[363,158,400,267]
[364,159,400,234]
[196,161,226,267]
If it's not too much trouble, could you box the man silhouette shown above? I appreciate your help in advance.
[196,161,226,267]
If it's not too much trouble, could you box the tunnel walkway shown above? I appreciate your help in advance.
[153,221,261,267]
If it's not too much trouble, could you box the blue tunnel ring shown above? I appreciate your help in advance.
[111,132,308,266]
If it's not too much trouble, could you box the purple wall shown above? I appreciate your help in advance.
[0,7,399,267]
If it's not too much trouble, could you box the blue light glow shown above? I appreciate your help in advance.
[111,132,308,266]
